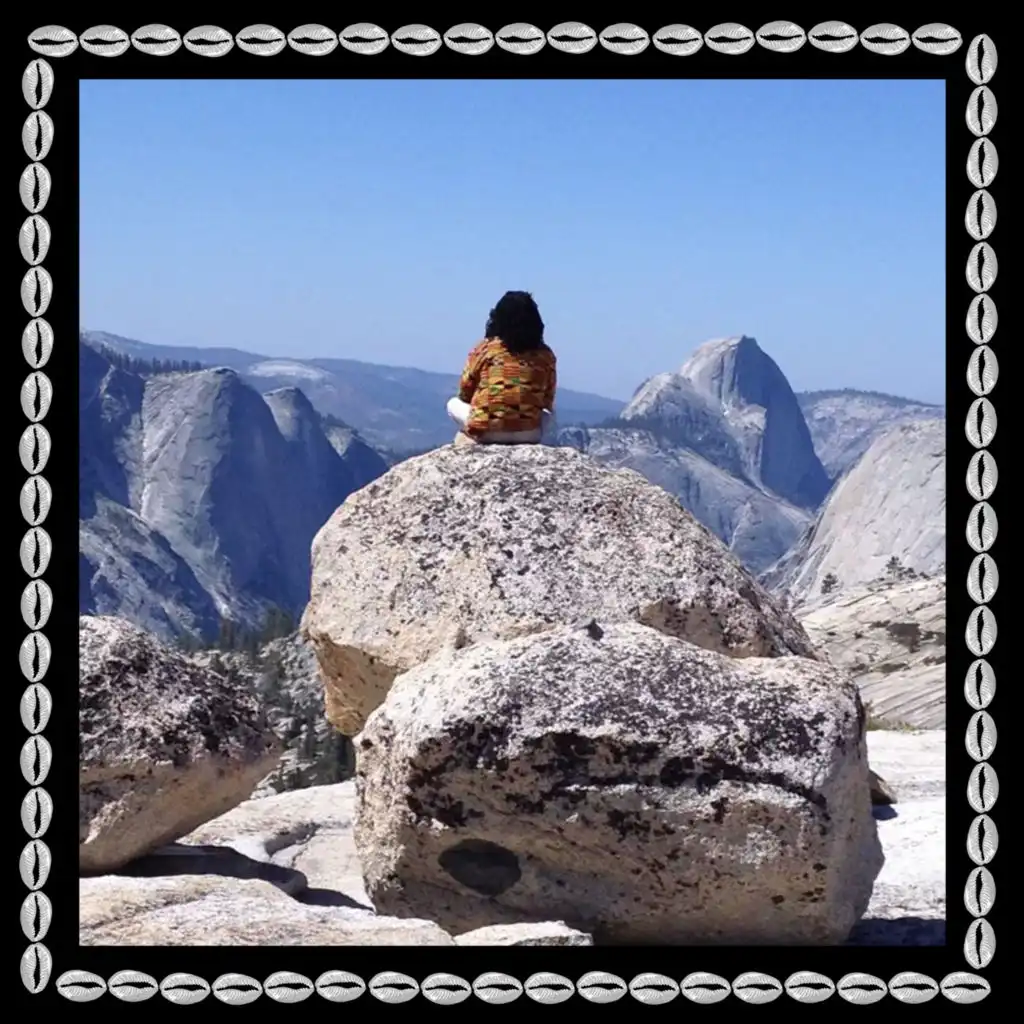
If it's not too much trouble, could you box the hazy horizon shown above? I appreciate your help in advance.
[81,78,945,405]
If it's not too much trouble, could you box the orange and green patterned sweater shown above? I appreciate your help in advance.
[457,336,557,437]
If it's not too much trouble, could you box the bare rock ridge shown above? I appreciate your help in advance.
[625,336,831,509]
[79,340,386,641]
[302,442,818,737]
[798,389,945,480]
[762,418,946,601]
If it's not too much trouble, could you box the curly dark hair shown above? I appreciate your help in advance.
[485,290,547,353]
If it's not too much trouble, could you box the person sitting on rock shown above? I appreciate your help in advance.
[447,290,557,445]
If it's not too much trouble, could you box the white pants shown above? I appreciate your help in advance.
[446,397,553,444]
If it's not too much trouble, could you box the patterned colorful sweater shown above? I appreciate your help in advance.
[457,337,557,436]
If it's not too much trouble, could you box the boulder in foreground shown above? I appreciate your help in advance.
[79,615,282,872]
[303,444,817,735]
[354,621,883,945]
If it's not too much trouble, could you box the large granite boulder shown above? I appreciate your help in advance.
[354,621,883,945]
[302,443,817,735]
[79,615,282,872]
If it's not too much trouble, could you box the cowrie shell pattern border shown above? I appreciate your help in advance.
[22,20,994,1005]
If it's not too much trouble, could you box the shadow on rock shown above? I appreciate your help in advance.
[295,887,374,911]
[872,805,899,821]
[846,916,945,946]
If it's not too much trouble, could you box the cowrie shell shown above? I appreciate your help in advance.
[524,972,574,1004]
[21,527,53,577]
[391,25,442,56]
[80,25,130,57]
[422,972,472,1005]
[20,162,51,215]
[131,25,182,56]
[784,971,836,1003]
[23,112,54,162]
[756,21,806,53]
[681,972,731,1003]
[20,891,52,942]
[21,787,53,838]
[20,631,51,682]
[56,970,107,1002]
[339,24,390,55]
[20,215,51,266]
[966,34,997,85]
[212,973,263,1005]
[732,971,783,1003]
[28,26,78,58]
[653,25,703,56]
[495,23,546,55]
[22,475,52,526]
[964,658,995,709]
[599,24,650,56]
[23,59,54,109]
[965,397,996,447]
[264,971,315,1002]
[860,24,911,55]
[315,970,366,1002]
[966,554,998,605]
[966,294,996,344]
[22,267,53,317]
[287,25,338,57]
[808,21,858,53]
[705,22,755,54]
[444,24,494,56]
[160,972,211,1005]
[472,971,523,1004]
[577,970,628,1003]
[21,945,52,994]
[183,26,234,57]
[967,813,998,864]
[22,321,54,369]
[837,973,887,1005]
[966,501,996,553]
[236,25,286,57]
[964,866,995,916]
[965,605,996,657]
[20,734,52,786]
[967,138,998,187]
[912,23,962,56]
[21,423,52,474]
[966,86,997,136]
[628,972,679,1004]
[888,971,939,1004]
[965,189,996,240]
[20,683,53,734]
[547,22,597,54]
[967,346,997,396]
[967,761,998,812]
[369,971,419,1004]
[22,371,54,421]
[966,242,997,292]
[963,919,996,970]
[20,839,52,889]
[109,970,160,1002]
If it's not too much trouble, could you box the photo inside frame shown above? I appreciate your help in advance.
[18,18,1000,1009]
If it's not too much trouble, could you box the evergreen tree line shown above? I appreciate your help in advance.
[98,344,205,377]
[176,605,297,655]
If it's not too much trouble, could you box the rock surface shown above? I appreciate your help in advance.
[354,622,882,945]
[303,443,818,736]
[456,922,593,946]
[797,389,945,481]
[79,615,282,872]
[762,419,945,601]
[801,577,946,728]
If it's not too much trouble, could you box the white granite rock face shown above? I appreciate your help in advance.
[302,443,818,736]
[355,622,883,945]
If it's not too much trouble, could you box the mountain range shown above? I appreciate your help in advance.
[80,330,946,640]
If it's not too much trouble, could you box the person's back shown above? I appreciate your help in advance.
[447,290,557,445]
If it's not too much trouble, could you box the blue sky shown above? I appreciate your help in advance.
[81,78,945,403]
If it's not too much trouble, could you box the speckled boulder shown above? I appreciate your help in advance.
[355,621,883,945]
[302,443,817,735]
[79,615,282,872]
